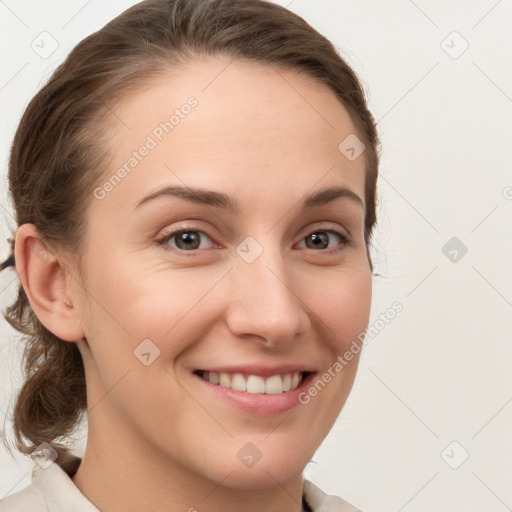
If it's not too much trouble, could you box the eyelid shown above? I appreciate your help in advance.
[295,221,350,241]
[156,224,219,253]
[293,223,351,253]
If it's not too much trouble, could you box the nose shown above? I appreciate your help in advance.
[224,244,311,349]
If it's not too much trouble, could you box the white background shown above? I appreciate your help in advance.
[1,1,511,511]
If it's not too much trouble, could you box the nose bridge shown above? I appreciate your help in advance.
[225,237,309,345]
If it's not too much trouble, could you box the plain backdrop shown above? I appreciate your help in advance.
[0,1,511,511]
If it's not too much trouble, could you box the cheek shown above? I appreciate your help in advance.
[89,263,222,360]
[305,266,372,349]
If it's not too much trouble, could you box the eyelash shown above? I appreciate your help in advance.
[155,225,351,256]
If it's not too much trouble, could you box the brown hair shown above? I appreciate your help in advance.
[1,0,380,467]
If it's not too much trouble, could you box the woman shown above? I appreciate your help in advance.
[0,0,380,510]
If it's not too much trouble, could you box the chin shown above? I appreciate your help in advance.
[203,440,316,490]
[219,464,306,491]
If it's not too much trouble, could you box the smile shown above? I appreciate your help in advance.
[196,370,307,394]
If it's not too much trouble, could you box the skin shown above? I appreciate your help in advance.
[15,56,372,512]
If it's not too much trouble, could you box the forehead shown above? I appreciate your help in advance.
[92,56,366,217]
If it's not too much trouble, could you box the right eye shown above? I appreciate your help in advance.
[156,228,217,253]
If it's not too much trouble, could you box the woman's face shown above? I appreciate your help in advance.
[73,56,372,488]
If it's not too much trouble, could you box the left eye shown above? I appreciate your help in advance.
[296,230,348,251]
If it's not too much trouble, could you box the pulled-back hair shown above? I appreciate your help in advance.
[1,0,380,469]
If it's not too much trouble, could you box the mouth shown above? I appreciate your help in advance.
[193,370,310,395]
[191,367,316,415]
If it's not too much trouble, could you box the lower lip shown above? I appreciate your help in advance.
[193,372,316,415]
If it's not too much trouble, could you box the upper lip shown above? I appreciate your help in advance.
[193,364,316,377]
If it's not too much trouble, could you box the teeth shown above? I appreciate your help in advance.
[219,372,231,388]
[231,373,247,392]
[265,375,283,395]
[201,371,304,394]
[282,374,292,391]
[247,375,265,394]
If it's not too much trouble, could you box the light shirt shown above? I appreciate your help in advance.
[0,455,362,512]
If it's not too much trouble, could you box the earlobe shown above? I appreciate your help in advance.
[14,223,85,343]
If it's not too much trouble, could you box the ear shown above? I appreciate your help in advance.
[14,223,85,342]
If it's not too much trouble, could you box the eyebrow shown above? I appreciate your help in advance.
[134,184,364,213]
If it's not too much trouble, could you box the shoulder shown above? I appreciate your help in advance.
[0,483,47,511]
[303,479,363,512]
[0,454,98,512]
